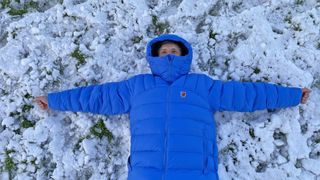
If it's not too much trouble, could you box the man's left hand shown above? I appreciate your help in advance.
[301,88,311,104]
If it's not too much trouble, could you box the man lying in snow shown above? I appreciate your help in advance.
[34,34,311,180]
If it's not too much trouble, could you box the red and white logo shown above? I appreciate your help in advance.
[180,91,187,98]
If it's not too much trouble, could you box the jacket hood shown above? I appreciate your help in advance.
[146,34,193,83]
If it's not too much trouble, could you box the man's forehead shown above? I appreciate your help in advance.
[159,43,180,49]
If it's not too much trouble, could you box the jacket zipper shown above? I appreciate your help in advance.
[163,55,173,179]
[162,87,171,180]
[168,55,172,82]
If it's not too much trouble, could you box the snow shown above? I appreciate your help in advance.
[0,0,319,179]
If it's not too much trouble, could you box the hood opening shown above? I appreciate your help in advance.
[146,34,193,82]
[151,40,189,57]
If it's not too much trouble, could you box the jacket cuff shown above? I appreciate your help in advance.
[47,92,59,110]
[291,87,303,106]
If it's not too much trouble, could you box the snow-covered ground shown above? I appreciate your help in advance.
[0,0,319,179]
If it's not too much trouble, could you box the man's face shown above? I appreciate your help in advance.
[158,42,182,57]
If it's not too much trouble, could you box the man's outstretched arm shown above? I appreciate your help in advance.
[208,80,310,112]
[34,78,136,115]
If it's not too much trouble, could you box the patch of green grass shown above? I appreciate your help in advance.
[24,93,32,99]
[249,128,255,139]
[9,111,21,117]
[21,118,35,128]
[240,140,247,146]
[131,36,143,44]
[90,119,113,142]
[6,1,39,16]
[4,149,16,179]
[25,1,38,9]
[8,8,28,16]
[1,0,11,8]
[151,15,170,35]
[11,29,17,39]
[6,149,16,154]
[295,0,304,5]
[71,47,86,67]
[5,156,15,171]
[284,13,292,24]
[13,128,21,134]
[152,15,158,26]
[292,23,302,31]
[209,29,218,40]
[30,158,36,165]
[22,104,33,113]
[253,67,261,74]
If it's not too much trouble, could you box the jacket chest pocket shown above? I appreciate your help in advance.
[202,130,209,174]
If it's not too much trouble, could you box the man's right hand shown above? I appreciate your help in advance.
[33,96,49,110]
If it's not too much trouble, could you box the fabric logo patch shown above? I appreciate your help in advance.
[180,91,187,98]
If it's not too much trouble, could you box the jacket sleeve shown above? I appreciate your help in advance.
[47,77,136,115]
[208,80,302,112]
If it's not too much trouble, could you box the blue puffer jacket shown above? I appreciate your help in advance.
[48,34,302,180]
